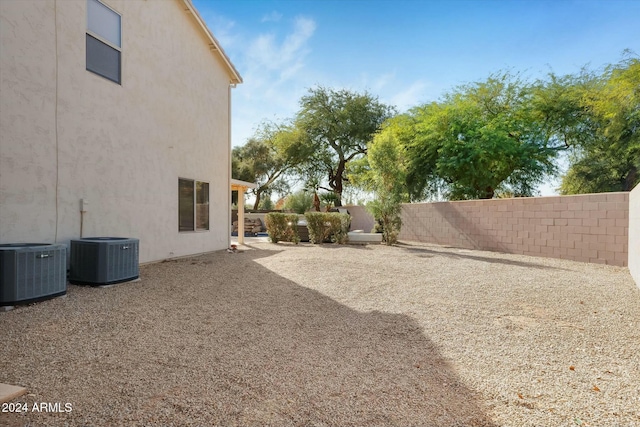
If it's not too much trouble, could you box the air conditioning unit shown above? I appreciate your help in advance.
[69,237,139,285]
[0,243,67,306]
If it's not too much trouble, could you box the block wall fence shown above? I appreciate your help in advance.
[344,205,376,233]
[629,185,639,287]
[396,192,629,267]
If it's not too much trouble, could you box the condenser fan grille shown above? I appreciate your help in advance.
[0,243,67,306]
[69,237,139,285]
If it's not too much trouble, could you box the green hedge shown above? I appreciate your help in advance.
[305,212,351,244]
[265,213,300,244]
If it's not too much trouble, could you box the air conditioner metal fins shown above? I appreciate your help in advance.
[0,243,67,306]
[69,237,139,285]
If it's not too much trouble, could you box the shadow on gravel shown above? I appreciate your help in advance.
[396,241,570,271]
[0,248,495,427]
[311,243,375,250]
[244,242,375,251]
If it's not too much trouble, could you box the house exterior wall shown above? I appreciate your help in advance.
[629,185,640,287]
[398,193,629,267]
[0,0,235,263]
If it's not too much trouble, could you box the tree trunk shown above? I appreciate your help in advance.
[480,186,495,199]
[332,159,345,207]
[624,165,638,191]
[253,191,261,211]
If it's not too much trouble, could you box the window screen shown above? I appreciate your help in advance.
[179,179,195,232]
[196,182,210,231]
[86,34,121,83]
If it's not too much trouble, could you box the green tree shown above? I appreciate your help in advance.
[364,125,409,244]
[232,122,312,210]
[295,86,395,206]
[283,190,314,214]
[403,73,559,200]
[558,57,640,193]
[257,196,274,210]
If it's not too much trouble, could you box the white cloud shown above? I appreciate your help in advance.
[236,16,317,126]
[261,11,283,23]
[388,80,430,112]
[281,17,316,62]
[372,72,396,92]
[246,16,316,72]
[193,8,319,146]
[350,73,431,111]
[201,13,239,51]
[355,71,397,96]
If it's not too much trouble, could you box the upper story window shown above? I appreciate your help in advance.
[86,0,121,84]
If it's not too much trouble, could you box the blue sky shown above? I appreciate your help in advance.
[192,0,640,195]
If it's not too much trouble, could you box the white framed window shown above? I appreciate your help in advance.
[86,0,121,84]
[179,179,210,232]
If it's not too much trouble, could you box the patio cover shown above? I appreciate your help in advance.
[231,179,257,245]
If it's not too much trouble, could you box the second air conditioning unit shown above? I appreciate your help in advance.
[69,237,139,285]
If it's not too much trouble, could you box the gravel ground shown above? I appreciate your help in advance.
[1,241,639,427]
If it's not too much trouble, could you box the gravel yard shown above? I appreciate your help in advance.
[1,241,639,427]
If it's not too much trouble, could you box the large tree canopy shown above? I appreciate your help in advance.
[232,122,312,210]
[295,86,395,206]
[557,57,640,194]
[402,74,559,200]
[233,57,638,207]
[349,117,410,198]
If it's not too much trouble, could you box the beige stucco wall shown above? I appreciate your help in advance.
[399,193,629,266]
[629,185,640,288]
[0,0,236,263]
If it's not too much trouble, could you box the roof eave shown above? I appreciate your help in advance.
[231,179,257,190]
[181,0,243,85]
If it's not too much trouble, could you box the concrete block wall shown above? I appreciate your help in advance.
[629,185,639,287]
[343,205,376,232]
[398,193,629,266]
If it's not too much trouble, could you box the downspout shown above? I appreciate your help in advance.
[54,0,60,243]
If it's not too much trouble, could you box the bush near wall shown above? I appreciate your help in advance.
[305,212,351,244]
[265,213,300,244]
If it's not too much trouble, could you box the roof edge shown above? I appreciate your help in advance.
[181,0,243,85]
[231,179,257,189]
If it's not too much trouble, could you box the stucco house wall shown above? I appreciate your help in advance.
[0,0,240,263]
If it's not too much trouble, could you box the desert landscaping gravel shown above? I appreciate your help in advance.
[1,241,639,427]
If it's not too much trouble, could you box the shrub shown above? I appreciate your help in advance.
[319,191,339,210]
[367,195,402,245]
[363,126,407,245]
[305,212,351,244]
[283,191,314,214]
[265,213,300,244]
[335,213,351,244]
